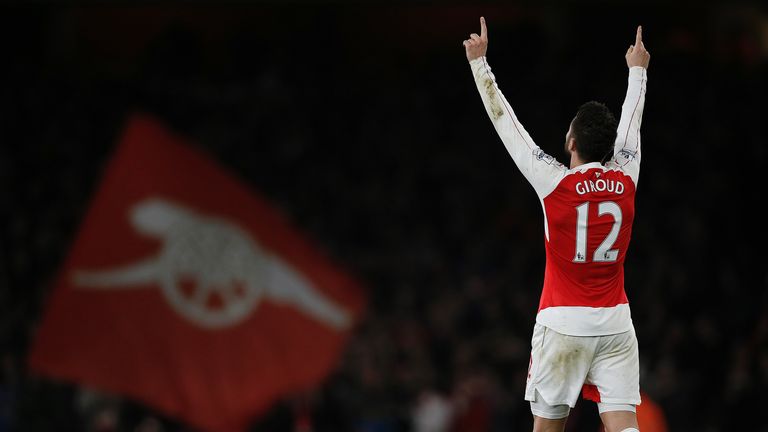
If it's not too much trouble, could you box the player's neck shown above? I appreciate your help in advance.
[569,154,590,169]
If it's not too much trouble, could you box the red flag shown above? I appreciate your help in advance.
[29,114,365,431]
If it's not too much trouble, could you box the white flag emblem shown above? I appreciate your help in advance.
[73,198,351,330]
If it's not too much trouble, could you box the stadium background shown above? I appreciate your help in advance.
[2,2,767,431]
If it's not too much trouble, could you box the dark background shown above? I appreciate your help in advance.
[2,3,768,431]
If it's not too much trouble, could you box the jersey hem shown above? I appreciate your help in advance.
[536,304,633,337]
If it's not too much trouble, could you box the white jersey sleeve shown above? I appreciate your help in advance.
[606,66,647,185]
[469,57,566,198]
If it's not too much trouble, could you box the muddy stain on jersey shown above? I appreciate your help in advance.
[483,78,504,121]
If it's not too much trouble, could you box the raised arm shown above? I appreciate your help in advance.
[609,26,650,185]
[464,17,565,198]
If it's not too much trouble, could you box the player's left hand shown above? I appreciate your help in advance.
[626,26,651,69]
[464,17,488,62]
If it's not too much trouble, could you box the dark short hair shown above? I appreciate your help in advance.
[571,101,618,163]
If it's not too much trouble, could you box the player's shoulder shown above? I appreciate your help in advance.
[533,148,567,171]
[602,160,639,187]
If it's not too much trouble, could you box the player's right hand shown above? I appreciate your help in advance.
[626,26,651,69]
[464,17,488,62]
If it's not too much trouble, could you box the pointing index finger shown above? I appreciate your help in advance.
[480,16,487,40]
[635,25,642,45]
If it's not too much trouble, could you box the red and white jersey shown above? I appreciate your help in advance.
[470,57,647,336]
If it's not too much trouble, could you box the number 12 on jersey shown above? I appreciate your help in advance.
[573,201,622,263]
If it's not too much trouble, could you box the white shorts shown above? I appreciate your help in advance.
[525,323,641,408]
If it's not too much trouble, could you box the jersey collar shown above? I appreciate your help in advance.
[570,161,604,172]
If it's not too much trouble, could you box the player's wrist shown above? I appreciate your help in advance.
[628,66,647,79]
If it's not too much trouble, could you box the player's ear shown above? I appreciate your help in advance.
[567,137,577,153]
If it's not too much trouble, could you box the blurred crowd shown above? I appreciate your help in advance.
[2,4,768,432]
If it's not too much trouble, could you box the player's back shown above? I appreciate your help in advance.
[468,56,647,336]
[537,163,636,334]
